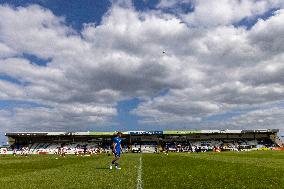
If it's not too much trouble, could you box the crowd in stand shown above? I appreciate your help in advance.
[162,140,276,153]
[3,139,277,156]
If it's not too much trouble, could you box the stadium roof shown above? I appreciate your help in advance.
[5,129,279,137]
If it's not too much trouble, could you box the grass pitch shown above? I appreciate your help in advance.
[0,151,284,189]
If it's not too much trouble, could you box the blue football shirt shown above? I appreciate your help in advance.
[113,136,122,152]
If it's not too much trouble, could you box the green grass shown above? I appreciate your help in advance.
[0,151,284,189]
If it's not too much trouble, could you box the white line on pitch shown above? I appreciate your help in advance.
[136,155,143,189]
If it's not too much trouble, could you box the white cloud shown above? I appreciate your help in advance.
[0,5,79,59]
[0,106,117,132]
[181,0,284,27]
[211,107,284,135]
[0,42,16,58]
[133,89,220,125]
[0,80,25,99]
[249,9,284,55]
[0,3,283,132]
[132,7,284,126]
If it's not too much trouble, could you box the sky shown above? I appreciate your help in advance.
[0,0,284,144]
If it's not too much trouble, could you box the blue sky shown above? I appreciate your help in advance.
[1,0,284,144]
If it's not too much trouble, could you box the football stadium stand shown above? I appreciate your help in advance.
[3,129,284,155]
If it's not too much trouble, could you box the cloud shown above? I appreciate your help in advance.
[180,0,284,27]
[0,80,25,99]
[0,5,78,59]
[0,3,283,133]
[249,9,284,55]
[214,107,284,133]
[131,6,284,128]
[0,105,117,132]
[0,4,193,131]
[0,42,16,58]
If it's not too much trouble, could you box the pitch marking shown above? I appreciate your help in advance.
[137,156,143,189]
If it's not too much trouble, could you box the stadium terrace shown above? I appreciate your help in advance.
[3,129,283,155]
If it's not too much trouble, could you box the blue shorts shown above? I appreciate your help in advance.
[114,150,121,157]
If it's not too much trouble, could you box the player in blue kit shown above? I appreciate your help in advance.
[110,132,122,170]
